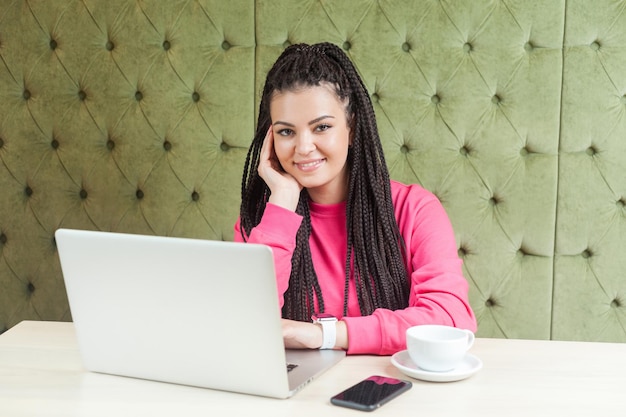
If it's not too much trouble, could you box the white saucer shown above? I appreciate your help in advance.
[391,350,482,382]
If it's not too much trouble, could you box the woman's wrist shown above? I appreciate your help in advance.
[268,189,300,212]
[335,320,348,350]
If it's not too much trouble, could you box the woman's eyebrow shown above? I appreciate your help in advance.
[273,115,334,127]
[308,115,334,125]
[273,120,295,127]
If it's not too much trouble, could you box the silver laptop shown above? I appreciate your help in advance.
[55,228,345,399]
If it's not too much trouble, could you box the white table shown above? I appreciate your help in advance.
[0,321,624,416]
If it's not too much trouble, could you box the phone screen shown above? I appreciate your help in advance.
[330,375,412,411]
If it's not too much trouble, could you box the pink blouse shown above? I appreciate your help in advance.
[234,180,476,355]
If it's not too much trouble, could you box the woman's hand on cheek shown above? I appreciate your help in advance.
[281,318,323,350]
[258,127,302,211]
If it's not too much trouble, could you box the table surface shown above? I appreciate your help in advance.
[1,321,624,416]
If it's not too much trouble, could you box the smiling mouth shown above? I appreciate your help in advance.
[294,158,326,172]
[295,159,325,171]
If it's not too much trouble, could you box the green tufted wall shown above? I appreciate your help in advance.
[1,0,625,342]
[554,0,626,342]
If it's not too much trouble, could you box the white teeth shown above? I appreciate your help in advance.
[298,160,321,168]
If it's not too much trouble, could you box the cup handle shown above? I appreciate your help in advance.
[465,330,475,349]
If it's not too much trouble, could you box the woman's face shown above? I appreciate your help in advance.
[269,84,351,205]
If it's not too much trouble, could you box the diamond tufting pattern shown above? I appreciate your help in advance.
[554,0,626,341]
[257,0,563,339]
[0,0,255,332]
[1,0,625,342]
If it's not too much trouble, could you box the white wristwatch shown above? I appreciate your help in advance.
[312,313,338,349]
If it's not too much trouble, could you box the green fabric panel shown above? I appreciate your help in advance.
[256,0,563,339]
[2,0,625,343]
[0,0,255,331]
[554,0,626,342]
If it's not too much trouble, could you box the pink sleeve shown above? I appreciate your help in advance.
[234,204,302,307]
[342,188,476,355]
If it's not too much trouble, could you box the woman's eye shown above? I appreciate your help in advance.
[276,129,293,136]
[316,124,331,132]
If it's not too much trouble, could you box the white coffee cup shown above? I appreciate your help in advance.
[406,325,475,372]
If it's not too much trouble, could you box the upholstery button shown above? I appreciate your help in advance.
[586,146,597,156]
[24,186,33,197]
[27,282,36,293]
[192,191,200,201]
[617,198,626,208]
[485,298,496,307]
[343,41,351,51]
[458,247,467,258]
[520,146,529,156]
[431,94,440,104]
[136,189,144,200]
[460,145,470,156]
[582,249,592,259]
[221,40,231,50]
[23,89,31,100]
[611,299,621,308]
[105,40,114,51]
[283,40,291,48]
[51,138,59,149]
[220,141,230,152]
[0,233,7,245]
[371,93,379,103]
[524,41,534,52]
[78,90,87,101]
[163,40,171,51]
[402,42,411,52]
[135,91,143,101]
[492,94,501,104]
[163,140,172,151]
[106,138,115,151]
[79,189,88,200]
[590,41,600,51]
[400,144,409,154]
[463,42,472,53]
[0,137,5,148]
[192,92,200,102]
[50,39,58,50]
[489,196,499,206]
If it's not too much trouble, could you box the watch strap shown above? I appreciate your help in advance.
[318,319,336,350]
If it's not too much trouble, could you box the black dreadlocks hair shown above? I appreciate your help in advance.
[239,42,410,321]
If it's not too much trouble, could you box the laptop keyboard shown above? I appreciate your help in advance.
[286,363,298,372]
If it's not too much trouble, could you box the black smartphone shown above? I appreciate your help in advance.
[330,375,412,411]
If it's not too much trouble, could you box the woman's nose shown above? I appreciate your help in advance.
[295,132,315,155]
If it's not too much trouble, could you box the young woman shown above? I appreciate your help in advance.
[235,42,476,355]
